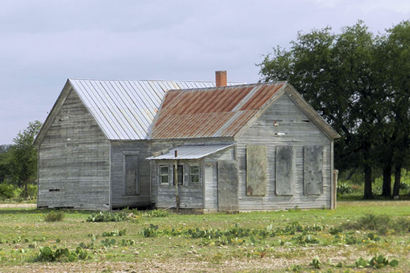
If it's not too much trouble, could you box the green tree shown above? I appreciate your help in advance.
[9,121,42,197]
[0,146,11,183]
[380,21,410,198]
[259,21,409,199]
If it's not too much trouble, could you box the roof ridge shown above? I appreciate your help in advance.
[167,81,286,93]
[68,78,244,84]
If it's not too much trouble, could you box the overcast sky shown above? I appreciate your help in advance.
[0,0,408,144]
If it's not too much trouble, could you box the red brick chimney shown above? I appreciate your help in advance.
[215,71,227,87]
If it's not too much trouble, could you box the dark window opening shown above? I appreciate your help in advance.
[49,189,60,192]
[190,165,200,183]
[173,165,184,185]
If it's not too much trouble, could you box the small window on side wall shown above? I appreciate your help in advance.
[159,165,169,185]
[190,165,200,183]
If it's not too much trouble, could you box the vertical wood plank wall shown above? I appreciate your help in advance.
[235,93,332,210]
[38,90,111,210]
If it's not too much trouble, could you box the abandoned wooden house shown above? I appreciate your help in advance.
[35,71,340,211]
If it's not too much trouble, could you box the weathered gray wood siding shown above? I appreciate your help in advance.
[149,139,234,210]
[38,90,110,210]
[110,141,152,208]
[235,93,333,210]
[203,147,235,212]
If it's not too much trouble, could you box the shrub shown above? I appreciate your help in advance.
[310,257,321,269]
[36,246,90,262]
[23,184,38,199]
[44,211,64,222]
[0,183,16,199]
[337,183,353,194]
[355,255,398,269]
[102,229,126,237]
[144,209,169,217]
[86,211,128,222]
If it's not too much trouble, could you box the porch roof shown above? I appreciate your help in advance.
[146,144,233,160]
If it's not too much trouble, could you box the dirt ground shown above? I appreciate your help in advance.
[0,203,36,208]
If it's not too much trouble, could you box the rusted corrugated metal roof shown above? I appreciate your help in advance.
[151,83,285,139]
[146,144,233,160]
[69,79,236,140]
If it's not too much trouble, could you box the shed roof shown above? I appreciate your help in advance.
[146,144,233,160]
[151,83,285,139]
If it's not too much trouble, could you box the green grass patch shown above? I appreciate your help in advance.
[0,202,408,272]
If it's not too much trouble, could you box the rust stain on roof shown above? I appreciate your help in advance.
[152,83,285,139]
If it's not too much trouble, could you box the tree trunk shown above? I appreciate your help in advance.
[382,163,392,198]
[23,180,28,198]
[393,164,401,198]
[363,164,373,199]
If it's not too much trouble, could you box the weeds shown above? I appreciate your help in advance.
[86,211,128,222]
[35,246,90,262]
[102,229,126,237]
[310,257,321,269]
[355,254,398,269]
[143,209,169,217]
[44,211,64,222]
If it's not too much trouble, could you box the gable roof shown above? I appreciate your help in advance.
[35,79,236,145]
[151,82,285,139]
[151,82,340,140]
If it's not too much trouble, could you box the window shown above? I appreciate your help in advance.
[159,165,169,185]
[173,165,184,185]
[190,165,200,183]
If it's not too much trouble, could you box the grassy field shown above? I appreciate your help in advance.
[0,201,409,273]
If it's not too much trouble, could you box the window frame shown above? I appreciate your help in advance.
[159,165,170,185]
[189,165,200,184]
[172,164,184,186]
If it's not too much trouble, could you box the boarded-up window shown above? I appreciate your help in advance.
[218,160,239,211]
[125,155,139,195]
[304,146,323,195]
[246,145,267,196]
[275,146,294,195]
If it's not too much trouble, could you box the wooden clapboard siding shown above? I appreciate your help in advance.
[235,93,333,210]
[110,141,152,208]
[150,139,234,210]
[203,147,235,211]
[37,89,110,210]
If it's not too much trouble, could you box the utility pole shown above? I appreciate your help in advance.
[174,150,180,212]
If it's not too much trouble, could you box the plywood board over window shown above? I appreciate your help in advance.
[246,145,267,196]
[275,146,295,196]
[218,160,238,211]
[304,146,323,195]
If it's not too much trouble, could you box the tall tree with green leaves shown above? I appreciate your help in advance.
[378,21,410,197]
[9,121,42,197]
[258,21,406,199]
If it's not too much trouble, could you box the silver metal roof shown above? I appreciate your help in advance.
[146,144,233,160]
[69,79,220,140]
